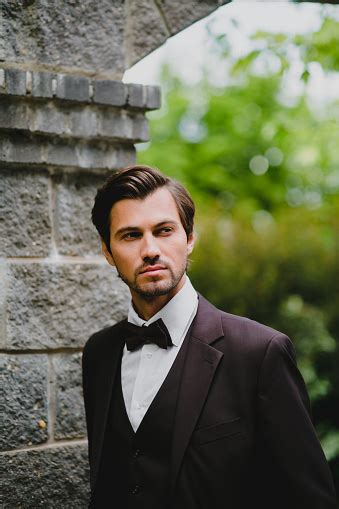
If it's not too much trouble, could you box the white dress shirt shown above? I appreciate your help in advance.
[121,275,198,432]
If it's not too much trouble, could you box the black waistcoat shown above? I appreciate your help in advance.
[91,332,190,509]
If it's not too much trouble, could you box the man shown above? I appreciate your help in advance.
[82,165,337,508]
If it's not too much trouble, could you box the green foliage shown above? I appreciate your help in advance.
[138,9,339,471]
[296,17,339,72]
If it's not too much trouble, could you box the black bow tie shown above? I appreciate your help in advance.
[122,318,173,352]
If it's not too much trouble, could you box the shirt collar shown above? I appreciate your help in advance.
[127,275,198,346]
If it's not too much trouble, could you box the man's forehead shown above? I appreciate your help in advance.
[109,188,181,227]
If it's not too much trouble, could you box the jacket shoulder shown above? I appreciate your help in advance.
[222,309,294,353]
[196,293,291,356]
[220,309,284,341]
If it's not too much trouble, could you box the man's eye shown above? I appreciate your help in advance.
[158,227,172,234]
[123,232,140,240]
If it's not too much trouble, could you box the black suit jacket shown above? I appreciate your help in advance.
[82,294,337,508]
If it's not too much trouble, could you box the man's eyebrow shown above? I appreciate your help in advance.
[114,226,140,238]
[155,220,179,228]
[114,220,179,238]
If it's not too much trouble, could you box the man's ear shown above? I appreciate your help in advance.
[101,240,115,267]
[187,231,195,255]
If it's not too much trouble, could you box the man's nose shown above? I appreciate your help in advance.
[140,233,161,260]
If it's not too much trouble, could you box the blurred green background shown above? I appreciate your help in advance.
[137,10,339,484]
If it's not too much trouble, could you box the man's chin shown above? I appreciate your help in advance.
[134,280,174,298]
[117,267,186,299]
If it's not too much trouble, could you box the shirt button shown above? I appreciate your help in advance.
[133,448,141,459]
[136,402,141,410]
[131,484,141,495]
[146,352,152,359]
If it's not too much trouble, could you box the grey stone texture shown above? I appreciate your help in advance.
[4,68,27,95]
[0,131,136,170]
[1,260,129,350]
[0,131,43,165]
[0,96,151,141]
[0,262,6,344]
[0,69,5,91]
[1,443,90,508]
[0,168,52,257]
[127,83,145,108]
[31,71,54,98]
[1,0,226,75]
[131,113,150,141]
[56,74,90,102]
[92,79,127,106]
[0,74,160,111]
[0,354,49,451]
[125,0,169,67]
[145,85,162,110]
[53,353,86,440]
[157,0,230,36]
[1,0,125,77]
[53,171,108,257]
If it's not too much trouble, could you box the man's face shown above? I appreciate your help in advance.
[102,187,194,301]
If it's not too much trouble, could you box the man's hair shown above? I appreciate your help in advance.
[92,165,195,253]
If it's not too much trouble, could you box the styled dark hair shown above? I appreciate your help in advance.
[92,165,195,253]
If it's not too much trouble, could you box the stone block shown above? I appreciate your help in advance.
[1,443,90,508]
[0,136,9,161]
[31,102,66,136]
[125,0,169,67]
[0,68,5,91]
[145,85,161,110]
[0,169,52,257]
[69,107,98,138]
[1,0,126,76]
[159,0,230,36]
[53,171,108,256]
[92,79,127,106]
[0,97,29,130]
[5,68,27,96]
[2,261,129,350]
[0,132,43,165]
[0,262,6,348]
[98,110,130,139]
[116,144,136,168]
[56,74,90,102]
[76,140,136,170]
[76,141,116,170]
[0,354,49,451]
[127,83,145,108]
[131,114,149,142]
[32,71,54,98]
[46,138,79,167]
[53,353,86,440]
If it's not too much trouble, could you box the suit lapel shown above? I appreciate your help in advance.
[90,323,125,491]
[170,295,224,490]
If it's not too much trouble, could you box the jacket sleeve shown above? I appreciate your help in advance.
[257,333,337,508]
[82,335,94,465]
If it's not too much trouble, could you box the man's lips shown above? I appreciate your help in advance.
[139,265,167,275]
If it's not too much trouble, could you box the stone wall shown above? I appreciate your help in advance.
[0,69,160,507]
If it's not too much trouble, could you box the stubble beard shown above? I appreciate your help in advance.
[116,261,188,300]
